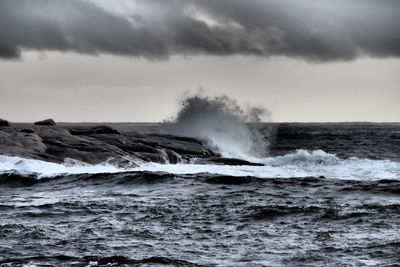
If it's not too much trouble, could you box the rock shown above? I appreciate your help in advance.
[18,133,47,153]
[140,135,213,157]
[69,125,120,135]
[34,119,56,126]
[0,119,9,126]
[0,130,47,159]
[20,129,35,133]
[0,124,260,167]
[195,157,264,166]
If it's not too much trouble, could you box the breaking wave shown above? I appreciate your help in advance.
[1,150,399,181]
[163,93,271,159]
[0,156,123,179]
[134,150,400,180]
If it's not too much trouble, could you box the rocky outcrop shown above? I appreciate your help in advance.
[69,125,120,135]
[0,124,260,167]
[34,119,56,126]
[0,119,9,127]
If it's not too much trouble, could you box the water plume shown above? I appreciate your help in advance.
[163,93,271,159]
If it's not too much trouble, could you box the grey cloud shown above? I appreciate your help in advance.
[0,0,399,61]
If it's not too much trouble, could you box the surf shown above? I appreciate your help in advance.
[1,149,399,181]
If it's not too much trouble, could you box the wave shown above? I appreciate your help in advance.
[0,156,123,179]
[134,152,400,180]
[0,150,399,181]
[163,93,271,159]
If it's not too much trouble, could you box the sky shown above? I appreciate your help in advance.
[0,0,399,122]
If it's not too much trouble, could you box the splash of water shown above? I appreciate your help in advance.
[163,93,271,159]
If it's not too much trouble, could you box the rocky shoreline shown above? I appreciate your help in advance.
[0,120,262,167]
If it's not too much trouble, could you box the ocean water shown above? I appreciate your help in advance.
[0,123,399,266]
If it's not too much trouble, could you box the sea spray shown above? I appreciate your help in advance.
[162,93,272,159]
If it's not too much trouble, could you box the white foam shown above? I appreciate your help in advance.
[0,150,399,181]
[134,152,400,181]
[0,155,123,179]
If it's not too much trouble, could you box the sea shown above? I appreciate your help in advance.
[0,123,399,266]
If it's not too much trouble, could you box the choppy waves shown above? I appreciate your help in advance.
[1,149,399,181]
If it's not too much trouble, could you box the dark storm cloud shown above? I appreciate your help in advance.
[0,0,399,61]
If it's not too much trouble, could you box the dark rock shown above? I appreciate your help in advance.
[0,124,261,167]
[148,133,203,144]
[0,119,9,126]
[20,129,35,133]
[196,157,264,166]
[34,119,56,126]
[69,125,120,135]
[140,135,213,157]
[134,152,166,163]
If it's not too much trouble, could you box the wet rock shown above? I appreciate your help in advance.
[34,119,56,126]
[0,124,262,167]
[140,134,213,157]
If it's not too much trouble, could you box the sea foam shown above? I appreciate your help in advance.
[0,155,123,179]
[1,150,399,181]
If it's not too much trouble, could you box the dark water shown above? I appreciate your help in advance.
[1,123,400,266]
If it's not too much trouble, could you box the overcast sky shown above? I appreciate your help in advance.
[0,0,399,122]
